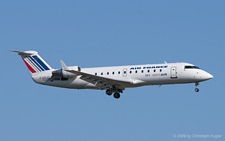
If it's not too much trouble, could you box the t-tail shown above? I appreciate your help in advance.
[10,50,53,74]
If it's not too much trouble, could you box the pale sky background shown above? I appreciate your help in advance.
[1,1,224,141]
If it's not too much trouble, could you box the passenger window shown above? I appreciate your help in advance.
[124,71,126,74]
[154,69,156,72]
[148,70,150,73]
[118,71,120,74]
[101,72,103,75]
[135,70,137,73]
[95,73,97,75]
[112,72,114,75]
[107,72,109,75]
[141,70,144,73]
[130,71,132,74]
[160,69,162,72]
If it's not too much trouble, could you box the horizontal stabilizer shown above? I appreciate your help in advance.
[9,50,37,56]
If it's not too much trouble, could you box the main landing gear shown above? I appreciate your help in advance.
[113,92,120,99]
[195,82,199,92]
[105,88,122,99]
[106,89,113,96]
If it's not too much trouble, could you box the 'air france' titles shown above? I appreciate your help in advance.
[130,65,168,70]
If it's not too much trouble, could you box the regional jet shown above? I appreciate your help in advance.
[11,50,213,99]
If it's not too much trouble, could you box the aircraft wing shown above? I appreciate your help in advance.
[67,69,131,90]
[60,60,131,90]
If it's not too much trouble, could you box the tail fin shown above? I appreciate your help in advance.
[10,50,53,74]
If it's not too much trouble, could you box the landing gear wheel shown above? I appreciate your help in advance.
[113,92,120,99]
[106,89,113,96]
[195,82,200,92]
[195,88,199,92]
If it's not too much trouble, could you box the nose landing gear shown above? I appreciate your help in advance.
[195,88,199,92]
[195,82,199,92]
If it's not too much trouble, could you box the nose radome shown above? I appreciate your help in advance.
[197,71,213,81]
[208,73,213,79]
[204,72,213,80]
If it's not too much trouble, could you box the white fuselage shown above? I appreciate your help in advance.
[32,62,213,90]
[11,50,213,99]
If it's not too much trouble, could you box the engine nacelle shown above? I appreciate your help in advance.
[52,66,81,78]
[67,66,81,72]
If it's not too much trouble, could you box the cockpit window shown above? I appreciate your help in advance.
[185,66,193,69]
[193,66,200,69]
[185,66,200,69]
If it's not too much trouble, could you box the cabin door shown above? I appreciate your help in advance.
[170,66,177,79]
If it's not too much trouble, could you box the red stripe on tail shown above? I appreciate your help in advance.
[23,59,36,73]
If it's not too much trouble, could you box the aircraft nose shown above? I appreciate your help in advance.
[208,73,213,79]
[204,72,213,80]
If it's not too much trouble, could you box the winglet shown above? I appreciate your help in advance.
[60,60,69,70]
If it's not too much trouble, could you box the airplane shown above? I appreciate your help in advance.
[10,50,213,99]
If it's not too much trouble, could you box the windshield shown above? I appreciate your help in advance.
[185,66,200,69]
